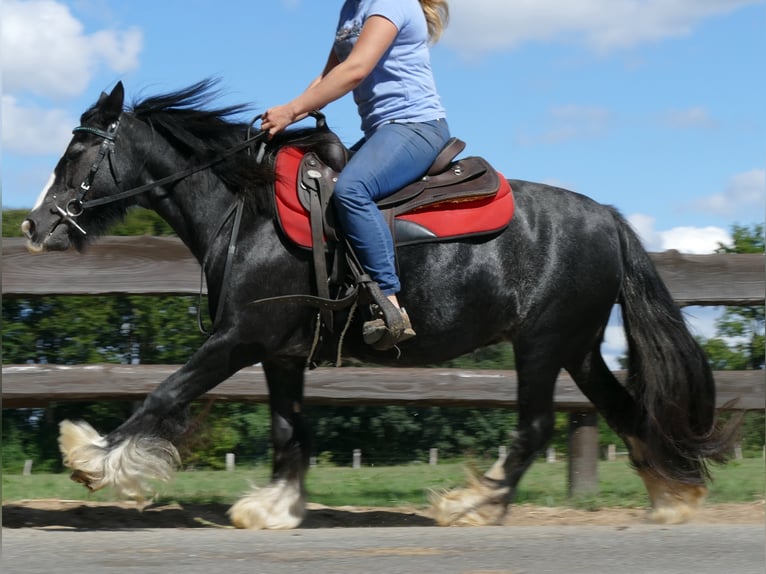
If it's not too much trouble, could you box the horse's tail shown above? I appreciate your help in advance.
[612,209,738,483]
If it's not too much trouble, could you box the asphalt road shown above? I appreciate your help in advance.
[3,524,764,574]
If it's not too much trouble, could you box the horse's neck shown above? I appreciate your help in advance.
[131,132,243,263]
[146,179,245,264]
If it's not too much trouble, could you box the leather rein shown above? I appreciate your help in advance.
[63,114,270,334]
[62,116,268,232]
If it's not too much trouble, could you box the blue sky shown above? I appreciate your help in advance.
[3,0,764,363]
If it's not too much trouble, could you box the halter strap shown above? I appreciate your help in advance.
[67,121,121,209]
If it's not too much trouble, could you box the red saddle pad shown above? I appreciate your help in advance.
[274,146,514,249]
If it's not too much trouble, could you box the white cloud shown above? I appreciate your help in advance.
[627,213,731,253]
[2,95,74,155]
[445,0,760,55]
[1,0,142,98]
[658,226,732,253]
[661,106,719,130]
[686,169,766,220]
[517,104,612,145]
[627,213,662,250]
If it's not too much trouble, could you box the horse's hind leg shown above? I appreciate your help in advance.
[432,346,559,526]
[566,348,707,524]
[229,359,310,529]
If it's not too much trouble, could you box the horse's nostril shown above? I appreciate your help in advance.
[21,219,34,238]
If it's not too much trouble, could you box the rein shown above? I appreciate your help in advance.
[65,116,268,221]
[64,113,269,337]
[64,112,360,355]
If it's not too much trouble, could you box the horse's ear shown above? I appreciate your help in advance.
[101,81,125,121]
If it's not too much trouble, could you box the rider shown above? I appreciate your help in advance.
[261,0,451,349]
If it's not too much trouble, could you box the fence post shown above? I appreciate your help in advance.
[353,449,362,469]
[225,453,235,471]
[23,459,33,476]
[546,447,556,463]
[607,444,617,462]
[567,411,599,497]
[429,448,438,466]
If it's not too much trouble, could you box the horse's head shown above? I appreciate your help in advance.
[22,82,128,252]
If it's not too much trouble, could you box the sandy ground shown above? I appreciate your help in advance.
[3,499,763,529]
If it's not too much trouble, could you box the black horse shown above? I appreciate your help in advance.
[22,80,735,529]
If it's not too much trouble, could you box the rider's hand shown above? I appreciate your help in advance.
[261,104,305,139]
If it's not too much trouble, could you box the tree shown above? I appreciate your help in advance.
[707,223,765,371]
[701,223,765,455]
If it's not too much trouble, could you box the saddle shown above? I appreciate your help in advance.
[275,131,514,250]
[270,120,514,349]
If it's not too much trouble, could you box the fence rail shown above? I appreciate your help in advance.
[2,364,763,410]
[3,237,765,305]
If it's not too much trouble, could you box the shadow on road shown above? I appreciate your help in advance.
[2,500,435,530]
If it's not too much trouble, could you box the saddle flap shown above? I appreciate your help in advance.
[297,152,338,212]
[297,151,340,242]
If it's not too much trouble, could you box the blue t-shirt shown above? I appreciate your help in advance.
[335,0,446,136]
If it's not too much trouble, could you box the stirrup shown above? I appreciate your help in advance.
[363,305,416,351]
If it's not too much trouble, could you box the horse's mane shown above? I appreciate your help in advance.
[113,79,339,213]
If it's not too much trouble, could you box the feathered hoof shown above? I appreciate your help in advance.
[59,419,111,492]
[429,471,509,527]
[228,480,306,530]
[645,485,707,524]
[58,419,179,502]
[637,468,707,524]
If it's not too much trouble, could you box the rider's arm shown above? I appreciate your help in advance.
[306,49,341,92]
[261,15,397,137]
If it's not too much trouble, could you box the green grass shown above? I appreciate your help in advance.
[3,458,763,509]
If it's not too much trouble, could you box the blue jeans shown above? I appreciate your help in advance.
[333,119,450,295]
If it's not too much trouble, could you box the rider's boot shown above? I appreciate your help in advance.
[361,287,416,350]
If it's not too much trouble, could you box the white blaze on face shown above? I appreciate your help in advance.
[33,173,56,210]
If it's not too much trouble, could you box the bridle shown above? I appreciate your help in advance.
[52,113,270,335]
[54,114,268,236]
[52,111,350,340]
[52,121,122,235]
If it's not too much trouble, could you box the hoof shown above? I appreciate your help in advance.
[229,479,306,530]
[430,467,509,526]
[637,468,707,524]
[59,419,179,502]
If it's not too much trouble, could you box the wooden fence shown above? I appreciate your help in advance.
[3,237,764,304]
[3,236,764,494]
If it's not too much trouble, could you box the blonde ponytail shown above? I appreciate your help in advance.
[419,0,449,43]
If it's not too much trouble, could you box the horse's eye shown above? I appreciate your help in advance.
[65,144,86,161]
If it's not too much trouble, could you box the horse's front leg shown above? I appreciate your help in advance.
[58,332,244,503]
[229,359,310,529]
